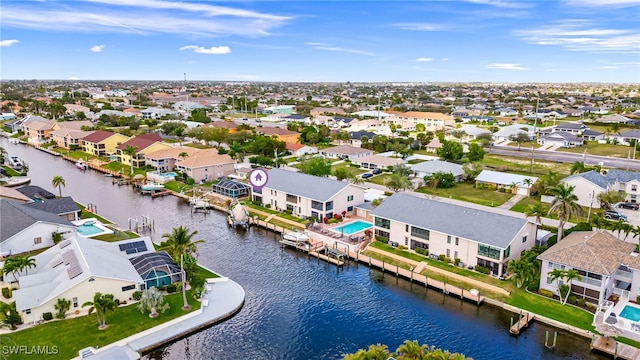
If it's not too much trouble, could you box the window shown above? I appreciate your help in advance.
[122,284,136,292]
[326,201,333,211]
[478,244,501,260]
[34,237,42,245]
[375,217,391,229]
[522,235,527,243]
[347,195,354,201]
[633,185,638,191]
[410,226,430,240]
[504,245,511,258]
[375,229,390,239]
[311,201,323,211]
[286,194,298,203]
[411,240,428,250]
[454,251,458,260]
[73,297,78,308]
[455,237,459,246]
[347,206,353,212]
[25,309,31,315]
[447,236,451,244]
[404,237,409,246]
[405,224,409,232]
[446,249,450,257]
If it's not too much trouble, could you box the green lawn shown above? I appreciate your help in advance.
[92,230,140,242]
[330,162,367,175]
[483,154,572,177]
[5,290,201,360]
[509,195,541,213]
[244,203,309,224]
[366,173,392,186]
[1,165,22,177]
[557,142,631,158]
[414,182,514,207]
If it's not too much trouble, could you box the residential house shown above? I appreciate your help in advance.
[348,130,376,148]
[144,146,199,172]
[15,185,56,202]
[286,143,317,157]
[459,126,491,141]
[22,119,56,144]
[537,132,584,148]
[116,133,170,168]
[50,128,93,149]
[0,187,32,203]
[81,130,129,157]
[140,107,180,119]
[346,119,383,132]
[257,127,300,144]
[609,130,640,146]
[333,117,354,128]
[562,169,640,207]
[12,236,182,324]
[175,149,235,183]
[425,138,443,153]
[582,129,605,142]
[563,108,585,117]
[386,111,455,131]
[475,170,538,196]
[352,154,404,170]
[64,104,91,116]
[319,145,374,160]
[492,125,535,142]
[0,199,77,256]
[253,168,365,221]
[598,114,634,124]
[22,197,81,222]
[411,160,464,182]
[495,107,518,117]
[283,114,311,124]
[537,230,640,305]
[264,105,294,114]
[552,122,588,135]
[310,107,346,116]
[369,193,537,276]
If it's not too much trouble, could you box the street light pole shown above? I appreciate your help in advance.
[587,190,595,223]
[530,99,539,173]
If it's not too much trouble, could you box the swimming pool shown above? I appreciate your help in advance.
[620,304,640,322]
[77,223,104,236]
[332,220,372,235]
[73,219,114,238]
[159,172,177,178]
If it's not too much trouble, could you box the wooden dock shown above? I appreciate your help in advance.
[591,336,640,360]
[510,312,535,335]
[151,190,173,198]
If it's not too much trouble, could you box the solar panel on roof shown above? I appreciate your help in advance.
[67,264,83,279]
[62,250,75,265]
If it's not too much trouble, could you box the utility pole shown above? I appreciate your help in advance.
[529,98,539,173]
[587,190,595,223]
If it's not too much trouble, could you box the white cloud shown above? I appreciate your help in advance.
[600,65,620,69]
[442,58,449,61]
[1,1,291,37]
[179,45,231,54]
[90,45,105,52]
[391,23,444,31]
[0,39,20,47]
[463,0,532,8]
[416,57,433,62]
[305,42,375,56]
[515,21,639,54]
[564,0,640,7]
[485,63,529,70]
[68,76,80,80]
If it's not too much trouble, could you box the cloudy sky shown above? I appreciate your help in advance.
[1,0,639,82]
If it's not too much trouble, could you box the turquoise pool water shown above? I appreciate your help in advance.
[77,223,103,236]
[332,220,372,235]
[160,172,177,178]
[620,305,640,322]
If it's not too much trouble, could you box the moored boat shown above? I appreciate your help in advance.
[75,159,88,170]
[0,176,31,188]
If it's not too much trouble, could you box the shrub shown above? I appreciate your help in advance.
[397,245,407,251]
[42,312,53,321]
[327,218,338,224]
[568,295,577,304]
[444,257,452,264]
[383,191,393,196]
[415,248,429,256]
[114,299,120,305]
[474,265,490,274]
[132,291,142,301]
[438,254,446,262]
[265,204,271,209]
[578,298,586,307]
[538,289,555,298]
[166,284,177,294]
[454,258,461,266]
[637,295,640,304]
[2,287,11,299]
[375,236,389,244]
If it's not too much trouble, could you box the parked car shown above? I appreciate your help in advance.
[618,202,639,210]
[604,210,628,221]
[372,168,382,175]
[361,173,373,179]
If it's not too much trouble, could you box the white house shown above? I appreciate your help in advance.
[0,200,78,256]
[411,160,464,182]
[253,168,366,221]
[319,145,374,160]
[537,132,584,148]
[370,193,537,276]
[562,170,640,207]
[492,125,535,142]
[475,170,538,196]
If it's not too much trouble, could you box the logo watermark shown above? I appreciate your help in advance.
[1,345,59,356]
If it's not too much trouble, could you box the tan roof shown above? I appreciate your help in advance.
[355,155,404,167]
[426,138,443,148]
[259,127,298,136]
[176,149,234,169]
[24,120,56,130]
[50,129,93,138]
[537,230,639,275]
[145,146,199,160]
[0,186,32,203]
[56,120,93,131]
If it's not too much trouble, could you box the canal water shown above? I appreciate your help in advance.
[2,139,605,360]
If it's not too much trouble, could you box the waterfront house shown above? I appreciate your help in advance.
[475,170,538,196]
[116,133,170,168]
[50,128,94,149]
[144,146,199,172]
[22,119,56,144]
[537,230,640,304]
[174,149,235,183]
[562,169,640,207]
[254,168,365,221]
[11,236,182,324]
[15,185,56,201]
[0,186,32,203]
[411,160,464,182]
[0,199,77,256]
[22,197,81,222]
[352,154,404,170]
[81,130,130,157]
[369,193,536,276]
[319,145,374,160]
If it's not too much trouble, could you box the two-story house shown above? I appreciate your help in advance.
[562,169,640,207]
[81,130,130,157]
[116,133,170,168]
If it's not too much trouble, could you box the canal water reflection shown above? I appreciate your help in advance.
[2,139,605,360]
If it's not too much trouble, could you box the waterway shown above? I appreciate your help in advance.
[1,138,606,360]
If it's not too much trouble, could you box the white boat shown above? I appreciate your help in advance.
[8,156,23,170]
[75,159,87,170]
[227,200,249,228]
[0,176,31,188]
[141,182,165,191]
[190,197,210,209]
[282,230,310,243]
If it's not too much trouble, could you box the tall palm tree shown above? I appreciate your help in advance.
[547,268,566,299]
[524,202,546,225]
[561,269,582,305]
[17,255,36,275]
[122,145,139,174]
[547,183,583,241]
[570,161,586,175]
[228,141,245,163]
[52,175,65,197]
[82,292,117,329]
[159,226,204,310]
[395,339,426,359]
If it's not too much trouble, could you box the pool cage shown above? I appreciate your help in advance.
[130,251,183,289]
[211,179,251,198]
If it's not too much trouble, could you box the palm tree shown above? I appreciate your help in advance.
[122,145,139,174]
[137,287,170,318]
[507,259,536,289]
[561,269,582,305]
[159,226,204,310]
[570,161,586,175]
[82,292,117,330]
[547,183,583,241]
[228,141,246,169]
[524,202,546,225]
[591,214,608,230]
[547,268,566,300]
[540,171,562,195]
[396,339,426,359]
[2,257,20,282]
[17,255,36,275]
[53,298,71,319]
[52,175,65,197]
[178,152,189,161]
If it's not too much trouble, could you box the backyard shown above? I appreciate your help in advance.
[557,142,632,158]
[414,182,514,207]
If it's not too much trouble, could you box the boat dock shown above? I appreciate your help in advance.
[510,311,535,335]
[151,190,173,198]
[591,336,640,359]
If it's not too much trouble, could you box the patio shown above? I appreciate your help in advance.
[597,298,640,342]
[306,220,371,253]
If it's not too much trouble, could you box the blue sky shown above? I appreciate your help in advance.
[1,0,639,83]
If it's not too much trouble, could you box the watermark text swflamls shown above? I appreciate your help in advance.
[2,346,59,356]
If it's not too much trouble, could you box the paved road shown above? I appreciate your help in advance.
[489,145,640,171]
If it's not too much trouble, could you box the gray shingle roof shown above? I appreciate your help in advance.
[371,193,528,248]
[16,185,55,200]
[411,160,464,177]
[0,200,75,242]
[606,169,640,183]
[263,168,350,202]
[554,122,585,129]
[22,197,80,216]
[562,170,610,189]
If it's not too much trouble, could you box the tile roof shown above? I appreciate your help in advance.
[258,127,298,136]
[176,149,234,168]
[116,133,163,151]
[82,130,118,143]
[537,230,639,275]
[145,146,199,160]
[56,120,93,131]
[355,154,404,167]
[0,186,32,202]
[371,193,529,248]
[262,168,352,202]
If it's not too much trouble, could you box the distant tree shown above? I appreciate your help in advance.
[431,171,456,188]
[298,157,332,177]
[333,167,354,181]
[462,162,483,182]
[385,174,412,192]
[570,161,587,175]
[597,189,626,209]
[391,164,412,177]
[436,140,464,162]
[509,132,530,150]
[466,143,486,162]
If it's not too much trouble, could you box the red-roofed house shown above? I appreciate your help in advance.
[116,133,170,168]
[81,130,130,156]
[285,142,317,157]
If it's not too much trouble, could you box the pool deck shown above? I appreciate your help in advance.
[597,299,640,343]
[75,277,245,359]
